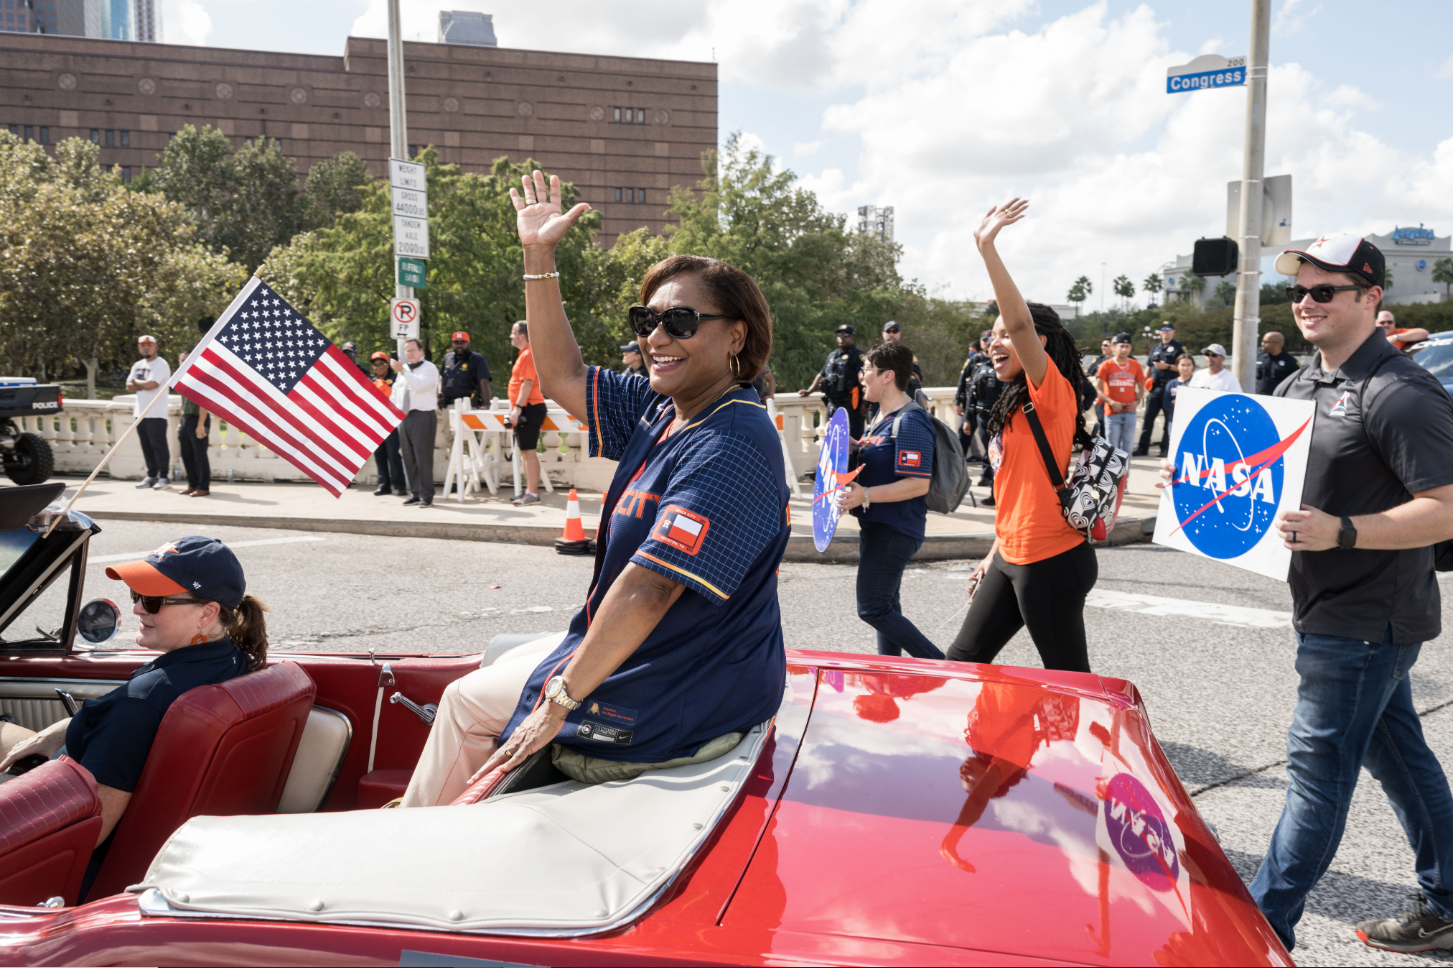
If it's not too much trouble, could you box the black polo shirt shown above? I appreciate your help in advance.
[1256,349,1300,395]
[65,637,249,791]
[1146,339,1186,387]
[1274,332,1453,644]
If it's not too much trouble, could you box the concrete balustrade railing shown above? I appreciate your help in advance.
[21,388,962,489]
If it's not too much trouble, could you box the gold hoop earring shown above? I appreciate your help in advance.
[729,354,741,380]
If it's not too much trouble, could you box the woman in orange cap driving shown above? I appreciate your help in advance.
[0,536,268,891]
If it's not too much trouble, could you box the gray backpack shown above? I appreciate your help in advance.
[889,401,969,514]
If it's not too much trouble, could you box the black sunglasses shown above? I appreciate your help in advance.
[129,589,202,614]
[1286,284,1364,304]
[628,306,732,340]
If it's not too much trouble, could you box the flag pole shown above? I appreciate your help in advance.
[44,265,268,538]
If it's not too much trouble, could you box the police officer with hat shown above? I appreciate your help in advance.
[621,341,648,379]
[799,324,867,439]
[1133,324,1184,457]
[369,351,408,496]
[882,320,924,398]
[440,332,492,409]
[1238,232,1453,954]
[340,341,369,379]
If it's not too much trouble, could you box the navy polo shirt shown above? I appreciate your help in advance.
[65,637,249,791]
[498,367,790,764]
[851,404,936,542]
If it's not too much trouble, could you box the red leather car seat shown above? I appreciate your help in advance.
[0,757,103,907]
[86,661,316,900]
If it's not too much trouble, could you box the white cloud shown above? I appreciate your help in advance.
[1437,54,1453,81]
[1273,0,1322,38]
[793,140,824,156]
[164,0,213,45]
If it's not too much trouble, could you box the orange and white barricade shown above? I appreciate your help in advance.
[444,401,587,502]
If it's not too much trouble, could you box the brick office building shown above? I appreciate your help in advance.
[0,32,717,245]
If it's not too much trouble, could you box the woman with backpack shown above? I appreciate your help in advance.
[835,340,946,659]
[947,198,1099,673]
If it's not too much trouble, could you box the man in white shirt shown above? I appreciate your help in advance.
[1189,343,1243,393]
[390,338,441,508]
[125,335,172,489]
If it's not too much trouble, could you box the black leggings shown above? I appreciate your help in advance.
[947,540,1097,672]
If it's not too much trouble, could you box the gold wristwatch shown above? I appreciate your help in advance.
[543,675,581,711]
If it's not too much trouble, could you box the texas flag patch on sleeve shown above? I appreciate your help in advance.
[898,450,922,468]
[653,505,710,555]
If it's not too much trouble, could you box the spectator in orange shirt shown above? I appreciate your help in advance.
[369,351,407,496]
[508,320,548,506]
[1377,310,1429,351]
[1094,333,1145,456]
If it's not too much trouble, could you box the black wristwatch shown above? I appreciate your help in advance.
[1337,515,1357,550]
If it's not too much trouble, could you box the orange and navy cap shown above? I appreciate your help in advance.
[451,331,470,342]
[370,351,390,362]
[105,536,246,609]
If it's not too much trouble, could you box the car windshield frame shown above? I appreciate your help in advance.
[1409,339,1453,384]
[0,515,95,654]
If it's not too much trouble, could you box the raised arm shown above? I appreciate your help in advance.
[973,199,1046,387]
[512,170,593,420]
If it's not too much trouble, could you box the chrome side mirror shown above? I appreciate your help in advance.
[77,598,121,646]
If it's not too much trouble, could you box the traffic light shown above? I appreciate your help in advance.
[1193,237,1238,277]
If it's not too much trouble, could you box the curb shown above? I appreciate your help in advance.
[81,507,1157,561]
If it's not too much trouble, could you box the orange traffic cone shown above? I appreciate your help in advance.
[555,488,594,555]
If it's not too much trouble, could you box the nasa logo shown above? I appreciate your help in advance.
[1170,395,1308,559]
[1103,774,1180,891]
[1329,391,1352,417]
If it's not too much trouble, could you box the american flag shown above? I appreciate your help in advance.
[173,277,405,497]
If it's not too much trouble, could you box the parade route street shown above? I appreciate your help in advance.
[56,520,1453,967]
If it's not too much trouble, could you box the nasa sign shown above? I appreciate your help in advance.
[1152,387,1315,581]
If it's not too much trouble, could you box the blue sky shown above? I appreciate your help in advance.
[163,0,1453,303]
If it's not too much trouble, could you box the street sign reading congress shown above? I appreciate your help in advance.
[1167,54,1246,94]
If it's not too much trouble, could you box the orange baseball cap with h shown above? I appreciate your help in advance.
[451,331,470,342]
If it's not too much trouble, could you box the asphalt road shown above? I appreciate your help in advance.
[54,520,1453,966]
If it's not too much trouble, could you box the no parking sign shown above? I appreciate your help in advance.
[1152,387,1316,581]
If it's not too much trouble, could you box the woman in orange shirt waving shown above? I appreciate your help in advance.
[946,199,1098,673]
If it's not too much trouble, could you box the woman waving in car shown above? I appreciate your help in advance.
[0,537,267,861]
[401,171,790,805]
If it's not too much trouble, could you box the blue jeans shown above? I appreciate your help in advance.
[1250,627,1453,949]
[856,522,945,660]
[1104,410,1137,454]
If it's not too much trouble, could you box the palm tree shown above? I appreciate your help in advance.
[1067,276,1092,317]
[1213,280,1237,307]
[1142,274,1162,306]
[1180,271,1205,303]
[1434,257,1453,299]
[1112,275,1135,311]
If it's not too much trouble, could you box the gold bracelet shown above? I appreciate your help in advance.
[522,271,560,281]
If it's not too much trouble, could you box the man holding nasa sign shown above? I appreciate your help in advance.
[1159,233,1453,954]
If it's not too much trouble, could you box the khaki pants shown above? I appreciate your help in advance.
[400,638,558,808]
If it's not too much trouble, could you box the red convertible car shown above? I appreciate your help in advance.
[0,484,1291,966]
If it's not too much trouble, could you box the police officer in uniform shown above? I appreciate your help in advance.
[1256,331,1300,394]
[965,344,1003,497]
[621,341,648,378]
[1133,324,1185,457]
[800,323,867,439]
[955,336,988,456]
[1247,233,1453,954]
[882,321,924,398]
[440,331,492,409]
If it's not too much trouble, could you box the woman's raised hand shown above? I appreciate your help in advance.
[973,198,1028,251]
[511,169,591,249]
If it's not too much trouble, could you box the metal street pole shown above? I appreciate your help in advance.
[1231,0,1271,392]
[387,0,411,360]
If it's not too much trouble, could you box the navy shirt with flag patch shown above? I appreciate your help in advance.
[851,404,935,542]
[498,367,790,764]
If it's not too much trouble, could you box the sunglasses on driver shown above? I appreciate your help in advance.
[129,589,203,614]
[628,306,733,341]
[1286,283,1365,304]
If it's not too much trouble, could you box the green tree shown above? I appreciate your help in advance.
[1180,271,1205,301]
[1112,274,1135,310]
[1432,257,1453,298]
[1067,276,1092,317]
[1212,280,1237,307]
[152,125,303,270]
[1260,281,1289,305]
[1142,274,1162,303]
[664,134,903,389]
[303,151,371,229]
[0,134,244,390]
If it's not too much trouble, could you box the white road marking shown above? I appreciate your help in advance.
[88,536,326,564]
[1085,588,1292,629]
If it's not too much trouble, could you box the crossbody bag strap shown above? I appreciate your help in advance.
[1020,402,1069,494]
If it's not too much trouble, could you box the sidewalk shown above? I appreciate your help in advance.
[52,457,1167,562]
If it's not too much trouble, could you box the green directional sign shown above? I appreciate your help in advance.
[397,257,427,289]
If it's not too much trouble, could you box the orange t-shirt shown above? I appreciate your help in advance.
[509,346,546,406]
[992,363,1086,565]
[1096,357,1145,406]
